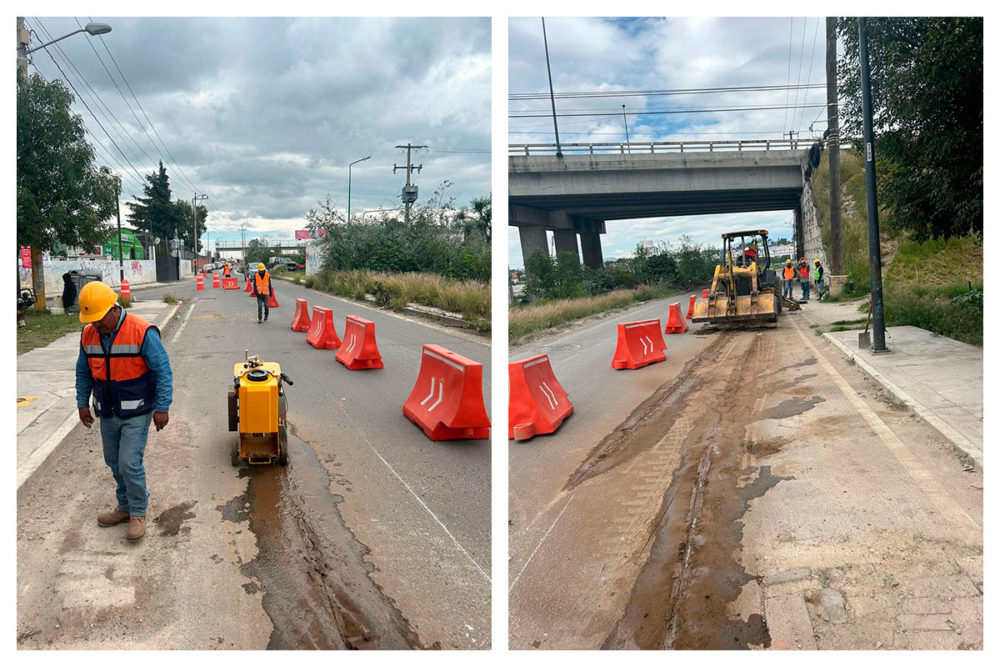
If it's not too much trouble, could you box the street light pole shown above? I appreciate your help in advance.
[116,181,124,285]
[858,17,887,353]
[348,155,371,222]
[192,193,208,257]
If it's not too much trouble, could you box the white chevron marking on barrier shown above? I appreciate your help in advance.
[644,336,654,353]
[420,377,437,405]
[427,378,445,412]
[640,336,649,355]
[344,333,357,353]
[539,382,558,409]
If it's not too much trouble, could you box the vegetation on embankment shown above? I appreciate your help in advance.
[17,310,82,354]
[295,269,491,333]
[509,285,678,343]
[811,151,982,346]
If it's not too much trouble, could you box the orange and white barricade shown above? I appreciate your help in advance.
[195,274,204,291]
[611,319,667,370]
[403,344,490,441]
[291,298,311,332]
[664,302,689,334]
[305,306,340,349]
[508,354,573,441]
[212,272,220,288]
[335,315,384,370]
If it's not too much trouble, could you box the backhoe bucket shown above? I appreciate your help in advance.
[691,292,779,325]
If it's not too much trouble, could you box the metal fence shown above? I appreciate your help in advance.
[508,138,826,157]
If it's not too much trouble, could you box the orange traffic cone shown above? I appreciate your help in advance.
[268,292,279,308]
[120,279,131,301]
[195,274,204,291]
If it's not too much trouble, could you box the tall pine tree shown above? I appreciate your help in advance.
[127,161,184,245]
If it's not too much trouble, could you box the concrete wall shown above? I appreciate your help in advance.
[19,257,157,295]
[800,169,829,270]
[305,242,321,276]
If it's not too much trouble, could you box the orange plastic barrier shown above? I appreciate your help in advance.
[195,274,204,291]
[291,298,311,332]
[403,344,491,441]
[305,306,340,349]
[222,277,238,290]
[664,302,689,334]
[611,319,667,370]
[702,288,710,298]
[120,279,131,301]
[335,315,384,370]
[212,273,220,288]
[508,354,573,441]
[686,294,696,320]
[267,292,279,308]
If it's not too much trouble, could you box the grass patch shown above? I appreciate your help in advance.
[883,281,982,346]
[831,318,867,326]
[162,293,179,305]
[309,269,490,332]
[17,310,82,354]
[509,285,675,343]
[118,297,132,309]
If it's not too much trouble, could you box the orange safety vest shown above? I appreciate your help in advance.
[799,264,809,279]
[81,312,158,418]
[254,271,271,296]
[224,264,231,277]
[782,265,796,280]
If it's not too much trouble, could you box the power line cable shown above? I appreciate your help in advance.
[796,18,822,132]
[783,17,795,132]
[509,82,825,101]
[790,16,809,134]
[511,102,828,119]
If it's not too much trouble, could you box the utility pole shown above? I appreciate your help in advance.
[17,18,45,311]
[622,104,630,153]
[192,193,208,259]
[826,17,843,275]
[393,143,426,223]
[858,17,887,352]
[240,224,247,265]
[116,182,124,285]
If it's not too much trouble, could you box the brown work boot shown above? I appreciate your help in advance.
[97,507,129,527]
[126,515,146,541]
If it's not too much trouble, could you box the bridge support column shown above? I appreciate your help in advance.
[552,229,580,264]
[580,232,604,269]
[794,206,805,261]
[518,226,549,266]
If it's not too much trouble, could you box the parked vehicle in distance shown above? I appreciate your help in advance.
[202,263,216,272]
[268,257,303,271]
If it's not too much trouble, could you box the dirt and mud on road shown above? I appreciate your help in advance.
[510,314,982,650]
[218,430,421,650]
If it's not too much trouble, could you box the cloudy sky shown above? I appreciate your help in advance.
[508,17,828,268]
[22,16,491,248]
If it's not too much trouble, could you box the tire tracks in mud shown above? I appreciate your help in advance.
[593,329,806,650]
[217,429,421,650]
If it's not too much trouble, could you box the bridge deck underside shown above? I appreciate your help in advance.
[510,187,802,221]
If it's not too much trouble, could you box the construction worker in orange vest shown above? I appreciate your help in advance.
[223,262,232,278]
[798,257,811,300]
[250,262,273,322]
[75,281,173,541]
[782,258,796,299]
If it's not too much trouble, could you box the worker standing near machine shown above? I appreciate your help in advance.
[75,281,173,541]
[743,240,758,264]
[250,262,273,323]
[814,258,825,301]
[798,257,811,300]
[782,259,796,300]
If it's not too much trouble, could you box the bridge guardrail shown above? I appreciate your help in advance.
[508,138,855,157]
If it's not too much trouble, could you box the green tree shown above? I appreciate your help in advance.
[17,71,119,306]
[244,238,272,268]
[127,161,185,246]
[837,17,982,240]
[173,199,208,253]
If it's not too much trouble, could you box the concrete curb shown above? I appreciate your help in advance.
[822,332,983,466]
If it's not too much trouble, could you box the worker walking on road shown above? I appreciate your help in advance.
[798,258,811,300]
[75,281,172,541]
[782,259,796,299]
[814,258,825,301]
[251,263,273,323]
[223,262,232,278]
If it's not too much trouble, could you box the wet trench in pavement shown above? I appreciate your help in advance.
[217,430,420,650]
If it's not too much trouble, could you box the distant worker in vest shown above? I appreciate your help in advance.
[798,258,810,300]
[75,281,173,542]
[782,259,796,299]
[223,262,232,278]
[251,262,274,323]
[814,258,825,301]
[743,241,758,264]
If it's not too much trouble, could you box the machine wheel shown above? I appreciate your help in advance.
[278,426,289,466]
[227,388,238,432]
[278,393,287,418]
[776,293,783,314]
[230,439,240,467]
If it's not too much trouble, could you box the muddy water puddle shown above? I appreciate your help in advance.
[219,432,419,649]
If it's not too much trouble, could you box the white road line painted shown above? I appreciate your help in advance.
[792,318,979,530]
[17,410,80,490]
[509,495,574,594]
[327,387,490,584]
[170,301,196,344]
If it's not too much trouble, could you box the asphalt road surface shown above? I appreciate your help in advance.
[17,273,491,649]
[508,295,982,649]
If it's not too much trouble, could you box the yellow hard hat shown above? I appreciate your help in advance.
[78,281,118,323]
[786,258,792,264]
[257,263,266,271]
[814,258,820,263]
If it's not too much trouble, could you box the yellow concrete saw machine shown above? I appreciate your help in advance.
[228,350,293,466]
[690,229,789,326]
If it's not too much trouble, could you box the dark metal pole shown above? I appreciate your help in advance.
[826,17,843,275]
[116,182,124,284]
[622,104,630,152]
[858,17,887,352]
[541,17,563,157]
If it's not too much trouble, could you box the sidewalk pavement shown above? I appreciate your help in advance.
[795,297,983,466]
[16,297,181,489]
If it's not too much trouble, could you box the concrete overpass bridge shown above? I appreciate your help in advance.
[509,139,821,269]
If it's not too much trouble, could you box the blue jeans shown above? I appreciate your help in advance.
[101,412,153,516]
[801,279,810,299]
[816,280,824,299]
[783,279,794,299]
[257,294,270,321]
